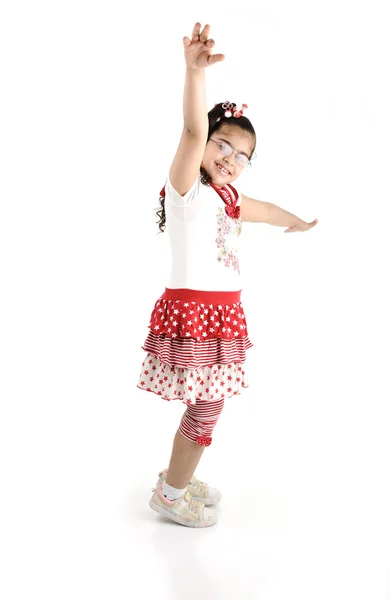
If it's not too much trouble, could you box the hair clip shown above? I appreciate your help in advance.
[222,101,235,118]
[216,101,248,121]
[233,103,248,118]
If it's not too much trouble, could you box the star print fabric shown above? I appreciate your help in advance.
[138,354,248,405]
[148,296,249,341]
[137,288,253,406]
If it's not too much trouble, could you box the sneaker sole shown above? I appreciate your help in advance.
[149,497,217,528]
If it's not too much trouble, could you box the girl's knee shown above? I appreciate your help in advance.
[179,397,225,446]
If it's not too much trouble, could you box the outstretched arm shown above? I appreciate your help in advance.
[241,193,318,232]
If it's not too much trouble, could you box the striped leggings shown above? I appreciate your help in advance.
[178,398,225,446]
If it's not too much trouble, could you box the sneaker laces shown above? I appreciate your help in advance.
[190,476,208,496]
[181,491,204,519]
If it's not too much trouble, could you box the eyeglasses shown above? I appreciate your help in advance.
[209,138,255,168]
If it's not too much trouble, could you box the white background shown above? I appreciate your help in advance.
[1,1,389,598]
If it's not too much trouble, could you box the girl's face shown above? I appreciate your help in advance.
[201,125,255,187]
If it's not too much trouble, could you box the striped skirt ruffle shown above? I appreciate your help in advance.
[137,287,254,405]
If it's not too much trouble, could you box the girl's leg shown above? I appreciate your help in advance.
[165,429,206,489]
[166,398,225,489]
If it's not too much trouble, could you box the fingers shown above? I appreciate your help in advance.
[207,53,225,65]
[191,22,202,42]
[185,22,224,68]
[184,37,214,49]
[190,22,211,43]
[199,23,210,42]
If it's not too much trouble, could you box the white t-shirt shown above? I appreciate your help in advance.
[164,173,243,292]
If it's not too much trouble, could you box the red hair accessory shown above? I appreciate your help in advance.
[216,101,248,121]
[196,435,212,446]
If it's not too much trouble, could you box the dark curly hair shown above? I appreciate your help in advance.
[155,102,257,233]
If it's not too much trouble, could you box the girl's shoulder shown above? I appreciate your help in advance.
[161,172,202,207]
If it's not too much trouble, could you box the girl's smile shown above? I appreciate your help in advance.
[215,162,231,175]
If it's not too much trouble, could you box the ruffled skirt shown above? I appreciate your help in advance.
[137,287,254,405]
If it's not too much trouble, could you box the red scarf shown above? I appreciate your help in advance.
[159,182,240,220]
[210,183,240,220]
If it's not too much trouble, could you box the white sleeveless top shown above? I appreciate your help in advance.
[163,173,243,292]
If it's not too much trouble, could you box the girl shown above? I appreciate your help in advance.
[137,22,318,528]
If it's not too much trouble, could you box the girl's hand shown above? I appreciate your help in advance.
[284,219,318,233]
[183,22,225,69]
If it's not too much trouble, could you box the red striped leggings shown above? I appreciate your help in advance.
[178,398,225,446]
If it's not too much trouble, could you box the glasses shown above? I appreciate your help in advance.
[209,138,255,168]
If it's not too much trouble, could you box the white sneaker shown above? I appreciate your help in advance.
[152,468,222,506]
[149,483,217,527]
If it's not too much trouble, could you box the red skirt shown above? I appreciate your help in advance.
[137,288,254,406]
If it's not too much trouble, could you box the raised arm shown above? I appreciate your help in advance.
[169,23,225,197]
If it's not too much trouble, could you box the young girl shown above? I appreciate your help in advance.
[137,22,318,528]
